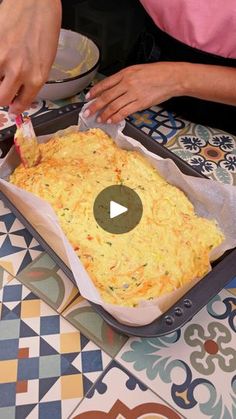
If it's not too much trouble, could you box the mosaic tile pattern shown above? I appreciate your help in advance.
[72,360,183,419]
[168,124,236,185]
[0,277,111,419]
[127,105,189,145]
[116,289,236,419]
[18,253,79,314]
[225,276,236,297]
[17,252,127,357]
[62,296,128,358]
[0,266,14,291]
[0,200,43,277]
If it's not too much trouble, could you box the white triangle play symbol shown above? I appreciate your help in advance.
[110,200,128,219]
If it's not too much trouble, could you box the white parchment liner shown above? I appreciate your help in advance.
[0,104,236,326]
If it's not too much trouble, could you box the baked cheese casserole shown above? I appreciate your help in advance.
[10,128,224,307]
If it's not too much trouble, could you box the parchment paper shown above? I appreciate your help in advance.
[0,104,236,326]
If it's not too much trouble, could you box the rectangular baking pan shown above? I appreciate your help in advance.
[1,103,235,337]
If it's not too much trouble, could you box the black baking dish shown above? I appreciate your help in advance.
[1,104,235,337]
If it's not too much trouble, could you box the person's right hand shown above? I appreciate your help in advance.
[0,0,62,116]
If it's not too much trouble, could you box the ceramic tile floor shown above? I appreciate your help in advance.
[0,276,111,419]
[116,289,236,419]
[1,98,236,418]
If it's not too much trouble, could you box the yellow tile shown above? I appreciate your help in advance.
[60,332,81,353]
[0,360,18,383]
[0,261,14,276]
[21,300,41,318]
[61,374,83,399]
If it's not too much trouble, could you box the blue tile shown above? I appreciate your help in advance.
[0,213,16,232]
[15,404,37,418]
[20,320,38,338]
[40,337,59,356]
[39,401,61,419]
[0,383,16,407]
[0,236,24,258]
[40,316,60,336]
[0,339,18,360]
[18,358,39,380]
[39,378,59,401]
[225,276,236,289]
[61,354,80,376]
[81,350,103,373]
[2,285,22,302]
[1,303,21,320]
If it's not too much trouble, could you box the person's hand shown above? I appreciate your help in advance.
[85,62,185,123]
[0,0,62,116]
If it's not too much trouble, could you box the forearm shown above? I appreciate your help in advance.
[178,62,236,106]
[0,0,62,114]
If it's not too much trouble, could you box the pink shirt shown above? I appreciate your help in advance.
[140,0,236,59]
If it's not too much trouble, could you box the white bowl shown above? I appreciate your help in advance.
[38,29,100,101]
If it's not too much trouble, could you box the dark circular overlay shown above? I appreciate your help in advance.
[93,185,143,234]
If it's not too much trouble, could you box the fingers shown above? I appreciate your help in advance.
[86,81,128,117]
[106,100,140,124]
[96,92,137,123]
[85,67,143,123]
[87,72,123,100]
[0,71,21,107]
[9,74,44,115]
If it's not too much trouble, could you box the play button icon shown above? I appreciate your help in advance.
[93,185,143,234]
[110,201,128,219]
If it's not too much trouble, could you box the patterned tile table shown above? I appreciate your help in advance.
[0,86,236,418]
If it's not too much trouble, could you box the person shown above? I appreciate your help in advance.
[0,0,62,117]
[84,0,236,134]
[1,0,236,134]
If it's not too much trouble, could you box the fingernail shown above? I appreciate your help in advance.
[8,112,17,122]
[83,109,90,118]
[107,119,112,124]
[97,117,101,123]
[85,92,90,100]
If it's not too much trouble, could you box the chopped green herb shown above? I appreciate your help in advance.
[109,286,114,291]
[106,241,112,246]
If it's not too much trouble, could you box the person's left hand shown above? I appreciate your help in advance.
[85,62,184,123]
